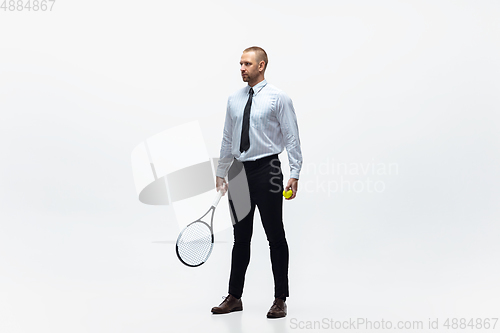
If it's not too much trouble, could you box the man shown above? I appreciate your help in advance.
[212,46,302,319]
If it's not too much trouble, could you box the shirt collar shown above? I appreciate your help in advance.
[247,79,267,96]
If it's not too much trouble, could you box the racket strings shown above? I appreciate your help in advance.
[177,222,213,266]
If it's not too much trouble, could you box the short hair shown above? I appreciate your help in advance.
[243,46,268,70]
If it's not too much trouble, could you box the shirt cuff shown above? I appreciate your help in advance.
[216,168,228,178]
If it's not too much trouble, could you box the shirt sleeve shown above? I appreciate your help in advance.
[276,91,303,179]
[216,97,234,178]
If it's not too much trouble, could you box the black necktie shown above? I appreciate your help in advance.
[239,87,254,153]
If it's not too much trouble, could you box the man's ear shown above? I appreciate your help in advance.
[259,60,265,72]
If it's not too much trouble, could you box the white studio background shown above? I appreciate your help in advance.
[1,1,499,332]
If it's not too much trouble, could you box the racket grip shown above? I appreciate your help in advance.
[212,190,223,207]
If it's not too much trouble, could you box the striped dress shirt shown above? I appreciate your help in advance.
[217,79,303,180]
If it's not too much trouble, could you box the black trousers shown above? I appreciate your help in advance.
[227,154,289,299]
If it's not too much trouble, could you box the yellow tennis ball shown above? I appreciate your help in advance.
[283,189,293,199]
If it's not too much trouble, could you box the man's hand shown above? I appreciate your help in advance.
[284,178,298,200]
[216,176,228,195]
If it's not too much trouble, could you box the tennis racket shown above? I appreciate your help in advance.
[175,190,223,267]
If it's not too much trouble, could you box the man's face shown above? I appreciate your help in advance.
[240,51,262,83]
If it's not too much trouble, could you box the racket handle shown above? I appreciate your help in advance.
[212,190,223,207]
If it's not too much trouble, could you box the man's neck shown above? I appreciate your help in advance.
[248,77,265,87]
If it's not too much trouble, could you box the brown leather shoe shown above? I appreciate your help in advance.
[211,294,243,314]
[266,298,287,318]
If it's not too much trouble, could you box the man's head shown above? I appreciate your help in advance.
[240,46,268,87]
